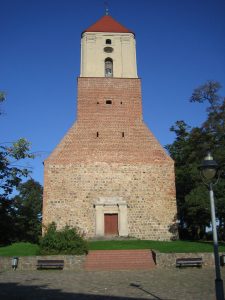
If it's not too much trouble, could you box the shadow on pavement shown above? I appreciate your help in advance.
[0,282,171,300]
[130,283,174,300]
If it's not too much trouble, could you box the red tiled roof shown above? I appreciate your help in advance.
[83,15,134,35]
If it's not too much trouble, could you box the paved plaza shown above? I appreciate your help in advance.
[0,268,225,300]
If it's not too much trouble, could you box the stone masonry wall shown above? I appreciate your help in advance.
[43,162,176,240]
[155,252,223,268]
[0,255,85,271]
[0,252,221,271]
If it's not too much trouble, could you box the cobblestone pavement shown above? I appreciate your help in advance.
[0,268,225,300]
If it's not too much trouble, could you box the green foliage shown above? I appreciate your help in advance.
[184,186,211,239]
[0,242,39,256]
[12,179,43,243]
[39,223,88,255]
[0,178,42,245]
[0,138,36,245]
[166,80,225,240]
[0,92,5,102]
[0,138,34,197]
[10,138,34,160]
[216,180,225,240]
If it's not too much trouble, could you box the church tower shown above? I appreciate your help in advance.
[43,14,177,240]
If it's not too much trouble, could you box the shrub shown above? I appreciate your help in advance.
[39,223,88,255]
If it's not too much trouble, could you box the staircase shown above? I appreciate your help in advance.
[84,249,156,271]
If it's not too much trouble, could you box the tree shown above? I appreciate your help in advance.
[166,81,225,240]
[0,139,36,245]
[165,121,194,231]
[0,94,36,244]
[190,80,225,239]
[12,179,43,243]
[184,186,211,240]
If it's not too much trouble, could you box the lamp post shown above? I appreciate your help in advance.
[199,152,224,300]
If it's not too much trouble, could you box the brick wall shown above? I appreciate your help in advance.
[47,78,171,164]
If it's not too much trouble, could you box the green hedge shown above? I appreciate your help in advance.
[39,223,88,255]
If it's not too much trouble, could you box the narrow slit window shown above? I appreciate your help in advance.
[122,132,125,138]
[96,132,99,137]
[97,101,99,104]
[106,100,112,104]
[120,101,123,104]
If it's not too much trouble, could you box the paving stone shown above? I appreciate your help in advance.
[0,267,224,299]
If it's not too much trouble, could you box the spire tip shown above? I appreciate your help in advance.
[104,1,109,15]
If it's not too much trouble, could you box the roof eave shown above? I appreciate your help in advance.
[81,30,135,38]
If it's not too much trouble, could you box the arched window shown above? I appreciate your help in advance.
[105,58,113,77]
[106,39,111,44]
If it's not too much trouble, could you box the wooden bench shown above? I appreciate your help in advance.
[176,257,203,268]
[37,260,64,270]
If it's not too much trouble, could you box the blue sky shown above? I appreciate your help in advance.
[1,0,225,185]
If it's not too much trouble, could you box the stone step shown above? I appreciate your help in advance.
[84,249,156,271]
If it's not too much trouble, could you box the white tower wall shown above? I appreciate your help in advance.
[80,32,138,78]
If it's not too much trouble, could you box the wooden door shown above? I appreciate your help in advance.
[104,214,118,235]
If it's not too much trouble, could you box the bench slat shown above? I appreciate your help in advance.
[176,258,202,260]
[176,258,203,268]
[37,260,64,263]
[37,259,64,269]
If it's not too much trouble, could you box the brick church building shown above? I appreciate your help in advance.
[43,14,177,240]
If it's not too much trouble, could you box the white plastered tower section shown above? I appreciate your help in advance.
[80,32,138,78]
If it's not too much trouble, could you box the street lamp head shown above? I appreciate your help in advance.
[199,152,218,181]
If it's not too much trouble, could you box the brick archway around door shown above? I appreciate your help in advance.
[95,197,128,237]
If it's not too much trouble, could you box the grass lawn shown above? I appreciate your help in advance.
[88,240,225,253]
[1,240,225,256]
[0,242,40,257]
